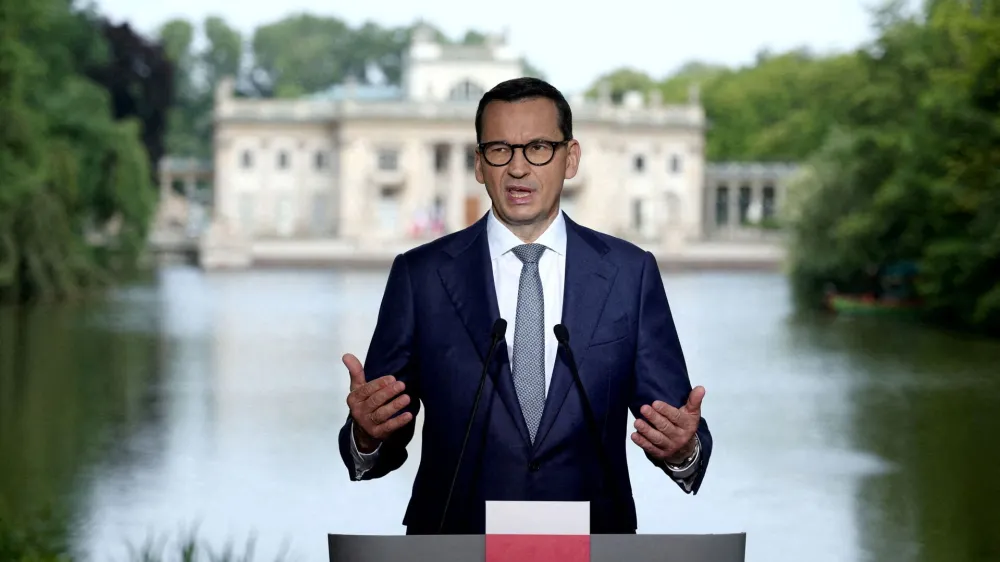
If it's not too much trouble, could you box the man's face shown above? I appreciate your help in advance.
[474,97,580,232]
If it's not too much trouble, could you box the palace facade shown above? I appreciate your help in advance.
[158,25,799,268]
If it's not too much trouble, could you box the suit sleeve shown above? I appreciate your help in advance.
[338,253,421,480]
[629,251,712,494]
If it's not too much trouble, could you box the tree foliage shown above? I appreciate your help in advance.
[587,51,864,162]
[785,0,1000,335]
[587,0,999,335]
[0,0,169,304]
[88,20,174,189]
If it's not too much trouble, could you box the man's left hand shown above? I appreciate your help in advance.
[632,386,705,465]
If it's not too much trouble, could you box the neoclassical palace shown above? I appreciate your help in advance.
[157,26,798,268]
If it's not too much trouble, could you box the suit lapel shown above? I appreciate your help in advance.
[533,218,618,451]
[437,215,532,446]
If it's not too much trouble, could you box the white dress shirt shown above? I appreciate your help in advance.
[486,208,566,394]
[350,209,699,485]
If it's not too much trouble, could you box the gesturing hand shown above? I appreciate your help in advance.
[344,353,413,453]
[631,386,705,465]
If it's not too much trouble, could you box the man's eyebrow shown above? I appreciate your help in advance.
[481,137,559,144]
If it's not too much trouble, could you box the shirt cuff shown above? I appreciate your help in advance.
[350,421,381,480]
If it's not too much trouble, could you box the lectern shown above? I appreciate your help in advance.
[328,501,746,562]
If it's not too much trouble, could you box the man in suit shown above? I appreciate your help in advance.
[338,77,711,534]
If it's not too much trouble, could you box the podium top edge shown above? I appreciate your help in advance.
[326,532,747,537]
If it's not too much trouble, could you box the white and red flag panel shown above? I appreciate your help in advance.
[485,501,590,562]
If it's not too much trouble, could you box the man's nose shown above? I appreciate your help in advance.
[506,148,530,177]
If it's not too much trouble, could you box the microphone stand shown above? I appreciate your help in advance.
[554,324,623,530]
[438,318,507,533]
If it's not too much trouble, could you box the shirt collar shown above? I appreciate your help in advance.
[486,207,567,260]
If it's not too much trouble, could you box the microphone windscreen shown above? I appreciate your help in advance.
[553,324,569,343]
[492,318,508,338]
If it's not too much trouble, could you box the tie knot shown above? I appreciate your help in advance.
[511,243,546,264]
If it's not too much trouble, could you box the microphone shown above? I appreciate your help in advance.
[439,318,507,533]
[553,324,622,526]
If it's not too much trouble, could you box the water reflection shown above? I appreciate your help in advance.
[1,266,997,562]
[794,315,1000,562]
[0,294,163,553]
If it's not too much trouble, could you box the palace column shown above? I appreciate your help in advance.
[184,174,197,232]
[447,141,466,233]
[337,138,369,241]
[704,183,716,238]
[729,184,739,232]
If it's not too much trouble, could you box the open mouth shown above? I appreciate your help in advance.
[506,186,534,204]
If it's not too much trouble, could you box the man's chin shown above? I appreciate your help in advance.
[499,209,545,226]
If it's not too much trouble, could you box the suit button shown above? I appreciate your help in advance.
[528,461,540,472]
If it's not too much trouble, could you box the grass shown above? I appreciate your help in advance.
[1,515,294,562]
[123,529,293,562]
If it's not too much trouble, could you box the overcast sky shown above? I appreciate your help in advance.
[94,0,902,94]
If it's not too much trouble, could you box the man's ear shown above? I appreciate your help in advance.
[564,139,581,180]
[474,149,485,184]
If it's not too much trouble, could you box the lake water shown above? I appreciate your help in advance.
[1,265,998,562]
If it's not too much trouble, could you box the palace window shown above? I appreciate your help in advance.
[314,151,328,170]
[633,155,645,172]
[715,185,729,226]
[277,151,290,169]
[377,149,398,171]
[240,150,253,169]
[466,144,476,170]
[669,154,682,174]
[378,186,401,233]
[239,193,254,233]
[311,192,329,234]
[632,198,643,229]
[738,185,752,224]
[449,80,485,101]
[762,184,776,219]
[433,144,449,172]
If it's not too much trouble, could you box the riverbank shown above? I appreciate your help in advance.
[191,237,786,271]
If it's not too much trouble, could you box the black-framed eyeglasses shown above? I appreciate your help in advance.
[477,139,570,167]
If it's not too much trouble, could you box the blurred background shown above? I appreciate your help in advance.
[1,0,998,561]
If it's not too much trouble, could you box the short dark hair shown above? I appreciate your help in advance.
[475,77,573,143]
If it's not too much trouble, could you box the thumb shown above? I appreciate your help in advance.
[683,386,705,416]
[343,353,365,389]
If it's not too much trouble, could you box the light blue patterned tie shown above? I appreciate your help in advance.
[511,243,547,443]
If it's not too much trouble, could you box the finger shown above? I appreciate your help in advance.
[349,375,396,406]
[683,386,706,415]
[365,380,405,413]
[630,432,659,457]
[649,400,686,427]
[634,418,677,450]
[639,403,681,435]
[372,411,414,439]
[369,392,411,424]
[343,354,366,390]
[351,375,396,402]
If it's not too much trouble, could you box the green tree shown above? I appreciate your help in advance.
[786,0,1000,335]
[0,0,164,304]
[657,61,727,104]
[159,16,241,158]
[699,50,864,161]
[203,16,242,86]
[586,67,658,103]
[249,14,355,97]
[245,16,541,97]
[584,52,864,162]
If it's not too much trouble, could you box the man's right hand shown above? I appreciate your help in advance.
[344,353,413,453]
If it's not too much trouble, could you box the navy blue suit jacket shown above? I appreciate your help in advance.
[338,212,712,534]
